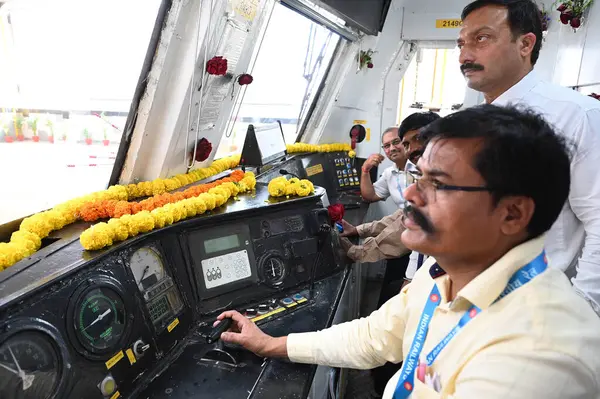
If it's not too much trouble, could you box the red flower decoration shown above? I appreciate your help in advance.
[190,137,213,162]
[237,73,253,85]
[206,56,228,76]
[589,93,600,101]
[327,204,345,223]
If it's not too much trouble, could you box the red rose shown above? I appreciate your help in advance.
[570,16,581,28]
[206,56,228,76]
[238,74,253,85]
[190,137,213,162]
[367,62,374,69]
[327,204,345,222]
[556,3,567,12]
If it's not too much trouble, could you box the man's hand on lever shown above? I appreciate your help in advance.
[339,220,358,237]
[215,310,288,358]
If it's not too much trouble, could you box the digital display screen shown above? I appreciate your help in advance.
[148,295,171,324]
[203,234,240,255]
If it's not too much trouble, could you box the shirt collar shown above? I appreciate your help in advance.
[391,163,405,174]
[428,234,546,309]
[491,70,542,106]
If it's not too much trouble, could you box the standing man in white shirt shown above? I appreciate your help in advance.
[459,0,600,314]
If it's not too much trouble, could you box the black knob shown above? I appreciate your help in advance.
[206,318,233,344]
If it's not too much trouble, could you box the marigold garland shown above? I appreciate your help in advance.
[286,143,352,153]
[79,170,246,222]
[267,176,314,198]
[80,172,257,251]
[0,155,241,271]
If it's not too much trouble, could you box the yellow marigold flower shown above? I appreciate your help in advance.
[171,202,187,222]
[224,182,240,196]
[238,181,249,192]
[131,211,155,233]
[140,181,153,197]
[20,215,54,237]
[164,179,179,191]
[11,230,42,253]
[150,209,167,229]
[119,214,140,236]
[191,197,207,214]
[173,175,188,186]
[181,199,197,218]
[127,184,140,199]
[199,193,216,210]
[295,179,314,197]
[107,219,129,242]
[107,185,129,201]
[151,179,167,195]
[80,222,114,250]
[268,177,288,197]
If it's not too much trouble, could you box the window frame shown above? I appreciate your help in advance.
[108,0,173,186]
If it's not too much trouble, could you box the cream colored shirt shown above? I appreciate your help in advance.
[288,236,600,398]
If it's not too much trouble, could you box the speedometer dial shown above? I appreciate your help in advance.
[130,247,166,290]
[259,254,287,286]
[74,287,127,354]
[0,331,60,399]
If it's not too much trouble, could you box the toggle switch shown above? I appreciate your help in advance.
[133,340,150,358]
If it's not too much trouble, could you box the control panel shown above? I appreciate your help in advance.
[0,184,342,399]
[184,206,341,316]
[333,156,360,189]
[300,152,377,204]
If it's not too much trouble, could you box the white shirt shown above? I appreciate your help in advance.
[492,70,600,315]
[405,251,428,279]
[372,165,406,208]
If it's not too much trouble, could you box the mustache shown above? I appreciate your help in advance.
[460,62,484,74]
[408,149,423,161]
[403,204,435,234]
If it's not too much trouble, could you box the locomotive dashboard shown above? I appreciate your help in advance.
[0,183,347,399]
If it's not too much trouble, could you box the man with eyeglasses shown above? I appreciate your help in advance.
[360,126,408,208]
[217,105,600,399]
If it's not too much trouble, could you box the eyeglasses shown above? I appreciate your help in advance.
[405,165,491,201]
[382,138,401,150]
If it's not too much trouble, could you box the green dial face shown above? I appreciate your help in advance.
[75,287,126,353]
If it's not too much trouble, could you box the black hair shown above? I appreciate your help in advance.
[419,104,571,239]
[462,0,543,65]
[399,112,441,140]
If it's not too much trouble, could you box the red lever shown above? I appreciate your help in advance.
[351,128,359,150]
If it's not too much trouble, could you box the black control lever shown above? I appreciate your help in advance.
[206,318,233,344]
[279,169,299,179]
[309,224,332,299]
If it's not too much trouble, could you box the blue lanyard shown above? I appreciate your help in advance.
[393,252,547,398]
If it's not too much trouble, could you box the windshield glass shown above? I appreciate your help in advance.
[214,2,341,158]
[0,0,161,225]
